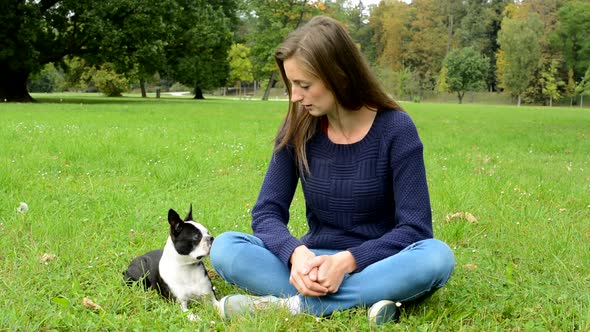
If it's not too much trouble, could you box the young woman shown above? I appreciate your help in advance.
[210,16,455,325]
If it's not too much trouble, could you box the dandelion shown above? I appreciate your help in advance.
[17,202,29,214]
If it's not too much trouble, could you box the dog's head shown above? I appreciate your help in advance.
[167,204,213,262]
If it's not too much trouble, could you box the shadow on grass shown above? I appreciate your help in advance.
[32,94,200,105]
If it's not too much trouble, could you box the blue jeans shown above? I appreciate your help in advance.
[210,231,455,316]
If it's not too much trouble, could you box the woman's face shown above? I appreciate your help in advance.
[283,57,337,117]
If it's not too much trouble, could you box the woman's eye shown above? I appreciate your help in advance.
[300,85,309,89]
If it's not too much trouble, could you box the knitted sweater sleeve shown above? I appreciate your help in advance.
[348,111,433,271]
[251,145,303,267]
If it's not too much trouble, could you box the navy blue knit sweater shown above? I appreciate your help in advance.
[251,109,433,272]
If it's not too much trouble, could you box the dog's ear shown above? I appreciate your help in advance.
[184,203,193,221]
[168,209,183,231]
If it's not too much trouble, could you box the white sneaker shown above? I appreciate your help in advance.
[367,300,401,325]
[217,294,285,319]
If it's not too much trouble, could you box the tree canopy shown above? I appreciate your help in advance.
[0,0,236,101]
[497,13,544,106]
[443,47,489,104]
[3,0,590,105]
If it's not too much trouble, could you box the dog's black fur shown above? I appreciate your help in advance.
[123,205,217,319]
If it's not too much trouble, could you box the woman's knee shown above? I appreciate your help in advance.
[210,231,246,270]
[421,239,455,283]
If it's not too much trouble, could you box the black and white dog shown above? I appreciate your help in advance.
[123,205,218,320]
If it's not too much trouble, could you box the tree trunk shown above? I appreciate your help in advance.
[517,94,522,107]
[446,14,454,56]
[262,71,277,101]
[457,91,464,104]
[0,66,34,102]
[194,84,204,99]
[140,79,147,98]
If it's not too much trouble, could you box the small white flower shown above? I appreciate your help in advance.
[17,202,29,214]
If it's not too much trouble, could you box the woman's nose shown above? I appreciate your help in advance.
[291,87,303,102]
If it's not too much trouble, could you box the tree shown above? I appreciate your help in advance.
[552,1,590,81]
[564,68,576,106]
[162,1,235,99]
[370,0,412,71]
[443,47,489,104]
[0,0,104,101]
[497,13,544,106]
[576,65,590,108]
[0,0,236,102]
[455,0,508,92]
[539,59,563,107]
[84,63,131,97]
[86,0,176,98]
[28,64,64,93]
[406,0,448,88]
[436,66,449,95]
[227,43,254,97]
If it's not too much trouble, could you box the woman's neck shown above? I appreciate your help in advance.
[325,106,377,144]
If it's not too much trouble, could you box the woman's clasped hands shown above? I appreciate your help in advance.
[289,245,357,296]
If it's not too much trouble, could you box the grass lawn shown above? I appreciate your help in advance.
[1,93,588,331]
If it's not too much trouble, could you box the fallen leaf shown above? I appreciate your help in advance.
[445,211,478,224]
[39,253,56,264]
[463,263,478,270]
[465,212,478,223]
[82,297,103,311]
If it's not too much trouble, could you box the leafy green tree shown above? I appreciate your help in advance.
[576,65,590,108]
[84,63,131,97]
[406,0,448,88]
[552,1,590,81]
[370,0,412,72]
[28,64,64,93]
[444,47,489,104]
[228,43,254,96]
[455,0,508,91]
[436,66,449,95]
[539,59,563,107]
[0,0,236,102]
[497,13,544,106]
[564,68,576,106]
[0,0,102,101]
[164,1,234,99]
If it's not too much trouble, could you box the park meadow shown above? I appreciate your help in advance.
[0,94,589,331]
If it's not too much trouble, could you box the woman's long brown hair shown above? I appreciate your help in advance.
[274,16,402,175]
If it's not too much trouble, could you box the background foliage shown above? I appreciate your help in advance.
[2,0,589,106]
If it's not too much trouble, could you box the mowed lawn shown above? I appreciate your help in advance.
[0,94,588,331]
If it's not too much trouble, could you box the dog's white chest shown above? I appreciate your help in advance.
[159,240,214,302]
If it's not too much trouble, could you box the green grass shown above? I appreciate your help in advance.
[1,94,589,331]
